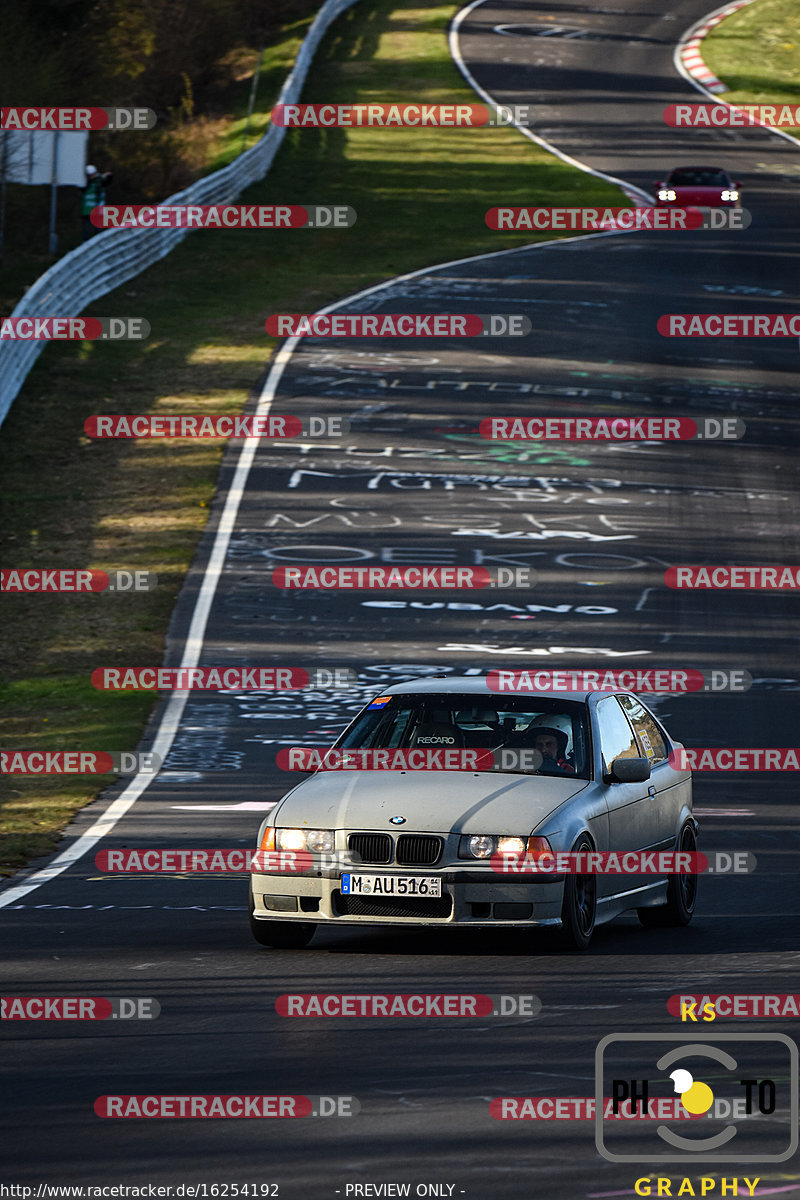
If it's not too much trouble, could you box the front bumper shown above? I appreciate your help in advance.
[250,866,564,928]
[654,199,742,210]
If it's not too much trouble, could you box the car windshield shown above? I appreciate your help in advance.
[668,168,729,187]
[336,693,592,778]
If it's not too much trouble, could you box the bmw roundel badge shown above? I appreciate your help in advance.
[389,815,406,825]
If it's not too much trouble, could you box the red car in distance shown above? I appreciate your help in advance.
[655,166,741,207]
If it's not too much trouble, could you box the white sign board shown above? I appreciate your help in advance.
[0,130,88,186]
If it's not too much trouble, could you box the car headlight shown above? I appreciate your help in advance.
[275,828,334,853]
[459,834,527,859]
[658,189,677,201]
[720,189,739,201]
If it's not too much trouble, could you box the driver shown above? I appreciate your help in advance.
[529,716,575,775]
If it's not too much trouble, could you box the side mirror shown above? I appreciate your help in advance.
[609,756,651,783]
[655,181,664,189]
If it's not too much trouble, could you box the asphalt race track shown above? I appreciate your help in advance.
[3,1,800,1197]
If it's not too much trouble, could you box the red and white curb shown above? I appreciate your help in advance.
[678,0,757,94]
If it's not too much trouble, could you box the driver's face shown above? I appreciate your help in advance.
[534,733,560,759]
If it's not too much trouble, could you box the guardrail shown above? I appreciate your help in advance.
[0,0,360,431]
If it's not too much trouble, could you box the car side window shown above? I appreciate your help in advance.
[618,695,668,764]
[596,696,639,776]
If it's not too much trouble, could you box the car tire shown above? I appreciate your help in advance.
[637,822,697,928]
[557,836,596,950]
[249,889,315,948]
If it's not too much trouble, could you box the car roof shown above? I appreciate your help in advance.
[380,676,602,703]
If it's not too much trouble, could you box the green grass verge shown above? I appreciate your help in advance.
[0,0,625,876]
[701,0,800,138]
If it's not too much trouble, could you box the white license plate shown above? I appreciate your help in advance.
[341,873,441,898]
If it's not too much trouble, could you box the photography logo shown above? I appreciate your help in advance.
[595,1033,798,1162]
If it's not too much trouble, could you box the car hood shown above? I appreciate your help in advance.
[272,770,588,834]
[674,185,732,203]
